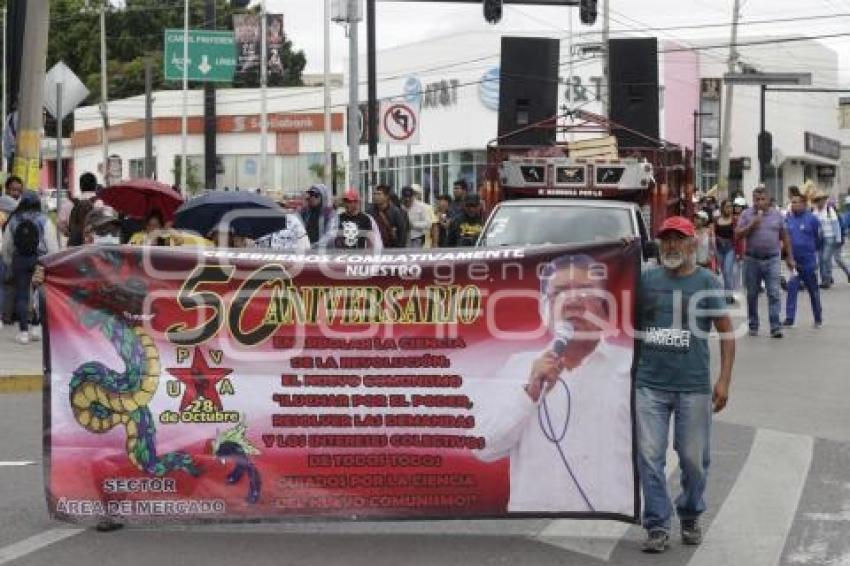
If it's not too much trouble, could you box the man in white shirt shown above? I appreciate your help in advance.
[473,254,634,515]
[401,186,433,248]
[811,190,849,288]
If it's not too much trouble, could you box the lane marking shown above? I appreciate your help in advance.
[0,529,85,565]
[688,429,813,566]
[534,447,679,561]
[0,461,36,467]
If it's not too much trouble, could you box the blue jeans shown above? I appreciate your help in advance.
[12,255,37,332]
[637,386,712,533]
[820,241,850,285]
[786,263,822,324]
[716,239,736,295]
[744,256,782,333]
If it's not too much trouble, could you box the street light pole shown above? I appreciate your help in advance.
[100,0,110,186]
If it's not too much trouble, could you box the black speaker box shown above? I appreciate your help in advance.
[498,37,560,146]
[608,38,659,149]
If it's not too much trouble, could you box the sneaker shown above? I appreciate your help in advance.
[770,329,783,338]
[29,325,42,342]
[642,529,670,553]
[782,319,796,328]
[681,519,703,545]
[814,321,823,329]
[748,329,759,337]
[16,331,30,345]
[95,519,124,532]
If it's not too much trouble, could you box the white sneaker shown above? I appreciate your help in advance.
[29,325,41,342]
[16,331,30,345]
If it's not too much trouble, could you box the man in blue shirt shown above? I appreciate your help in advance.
[783,194,823,328]
[636,216,736,553]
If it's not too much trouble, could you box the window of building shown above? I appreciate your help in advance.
[129,158,156,179]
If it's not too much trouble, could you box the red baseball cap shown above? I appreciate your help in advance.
[658,216,695,238]
[342,188,360,202]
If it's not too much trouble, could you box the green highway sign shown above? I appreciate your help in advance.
[164,29,236,82]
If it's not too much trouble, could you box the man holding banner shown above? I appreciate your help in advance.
[474,253,635,515]
[636,216,735,553]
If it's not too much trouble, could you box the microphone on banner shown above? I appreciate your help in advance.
[552,321,575,357]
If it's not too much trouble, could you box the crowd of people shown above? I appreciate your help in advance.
[689,180,850,337]
[0,174,489,345]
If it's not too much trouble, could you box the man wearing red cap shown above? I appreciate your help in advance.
[635,216,735,553]
[330,189,382,250]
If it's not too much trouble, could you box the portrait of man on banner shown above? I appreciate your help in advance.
[233,13,261,75]
[266,14,285,78]
[473,252,636,516]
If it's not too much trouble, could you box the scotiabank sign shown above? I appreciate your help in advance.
[72,113,344,148]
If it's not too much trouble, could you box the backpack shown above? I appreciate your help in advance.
[13,217,42,257]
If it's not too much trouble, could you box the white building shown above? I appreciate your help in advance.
[71,31,843,205]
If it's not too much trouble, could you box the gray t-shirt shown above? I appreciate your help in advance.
[737,207,784,256]
[636,267,725,394]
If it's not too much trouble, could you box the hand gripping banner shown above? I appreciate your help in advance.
[43,242,640,524]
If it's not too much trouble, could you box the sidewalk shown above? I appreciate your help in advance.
[0,324,43,392]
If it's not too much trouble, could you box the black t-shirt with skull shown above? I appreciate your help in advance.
[334,212,375,249]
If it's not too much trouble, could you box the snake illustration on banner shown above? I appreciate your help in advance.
[67,250,199,477]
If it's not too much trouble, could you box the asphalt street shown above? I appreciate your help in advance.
[1,282,849,566]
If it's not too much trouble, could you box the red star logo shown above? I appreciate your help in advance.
[167,348,233,411]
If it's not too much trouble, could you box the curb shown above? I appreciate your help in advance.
[0,374,42,394]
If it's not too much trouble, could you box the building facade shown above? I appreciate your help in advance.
[71,31,843,206]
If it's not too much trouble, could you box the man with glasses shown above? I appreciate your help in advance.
[474,254,633,515]
[636,216,735,553]
[735,186,795,338]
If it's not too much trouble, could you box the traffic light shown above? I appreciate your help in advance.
[483,0,503,24]
[580,0,598,25]
[758,131,773,165]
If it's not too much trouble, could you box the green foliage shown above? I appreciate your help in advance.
[172,156,202,193]
[44,0,306,105]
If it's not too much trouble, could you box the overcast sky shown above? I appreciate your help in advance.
[265,0,850,83]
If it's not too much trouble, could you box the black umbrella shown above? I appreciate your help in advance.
[173,191,290,239]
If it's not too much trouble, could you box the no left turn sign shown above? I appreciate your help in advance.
[380,101,420,144]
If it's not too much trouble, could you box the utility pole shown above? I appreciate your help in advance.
[601,0,609,118]
[144,58,154,178]
[204,0,217,190]
[259,0,268,192]
[100,0,110,186]
[347,1,361,194]
[717,0,741,198]
[323,0,333,190]
[180,0,189,195]
[1,7,7,175]
[11,0,48,191]
[366,0,377,187]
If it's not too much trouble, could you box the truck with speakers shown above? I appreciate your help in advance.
[477,110,695,260]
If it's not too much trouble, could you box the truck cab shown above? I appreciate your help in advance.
[477,198,656,262]
[477,155,667,263]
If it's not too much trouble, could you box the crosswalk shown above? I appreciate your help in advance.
[1,422,847,566]
[531,422,849,566]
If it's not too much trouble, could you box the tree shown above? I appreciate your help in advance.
[43,0,306,104]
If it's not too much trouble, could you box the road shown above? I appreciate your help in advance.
[1,284,849,566]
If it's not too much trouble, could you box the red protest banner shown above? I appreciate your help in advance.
[44,243,639,524]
